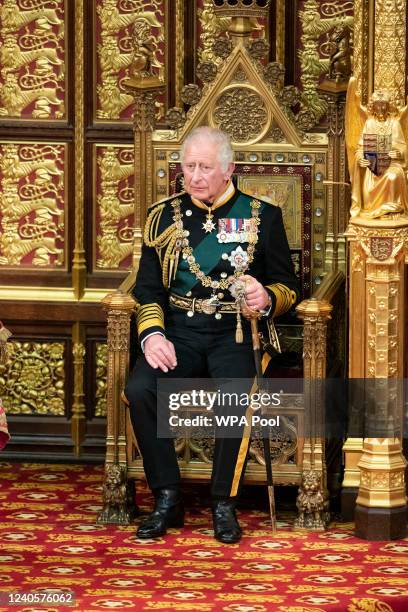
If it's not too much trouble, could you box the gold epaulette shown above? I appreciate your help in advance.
[144,193,185,289]
[147,191,186,209]
[266,283,297,317]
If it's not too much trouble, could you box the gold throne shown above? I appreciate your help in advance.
[98,3,347,528]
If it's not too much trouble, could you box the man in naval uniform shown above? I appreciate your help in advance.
[125,126,298,543]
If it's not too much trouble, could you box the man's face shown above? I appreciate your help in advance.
[182,138,234,202]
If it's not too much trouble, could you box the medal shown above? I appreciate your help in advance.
[202,206,216,233]
[217,218,256,243]
[228,246,249,270]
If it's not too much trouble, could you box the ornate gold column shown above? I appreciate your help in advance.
[275,0,285,65]
[319,81,350,274]
[124,21,165,269]
[343,0,408,537]
[97,290,137,525]
[125,80,163,268]
[72,0,86,299]
[71,322,86,456]
[295,271,345,530]
[374,0,406,107]
[347,221,408,539]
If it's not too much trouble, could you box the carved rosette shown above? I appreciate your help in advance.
[264,62,285,89]
[246,37,269,60]
[196,60,218,83]
[96,0,165,121]
[95,145,134,271]
[211,86,269,144]
[212,36,233,60]
[0,142,65,268]
[165,107,186,129]
[0,341,65,415]
[279,85,301,109]
[0,0,66,120]
[181,84,202,106]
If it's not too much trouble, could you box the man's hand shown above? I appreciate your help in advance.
[239,274,270,311]
[144,334,177,373]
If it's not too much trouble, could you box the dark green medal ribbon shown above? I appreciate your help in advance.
[171,194,264,295]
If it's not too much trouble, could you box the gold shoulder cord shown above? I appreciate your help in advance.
[143,199,181,288]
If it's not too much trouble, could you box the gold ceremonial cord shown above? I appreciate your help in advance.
[143,202,180,288]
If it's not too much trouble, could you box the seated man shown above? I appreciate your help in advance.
[125,126,298,543]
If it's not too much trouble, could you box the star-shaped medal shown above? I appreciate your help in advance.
[202,217,216,233]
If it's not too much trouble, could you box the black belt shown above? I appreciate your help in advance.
[169,293,237,315]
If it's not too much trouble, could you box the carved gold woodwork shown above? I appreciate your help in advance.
[197,0,230,66]
[294,469,330,531]
[374,0,406,107]
[346,220,408,526]
[249,415,298,467]
[356,439,407,508]
[96,0,165,122]
[72,322,86,456]
[73,0,86,300]
[174,0,184,106]
[95,145,135,271]
[0,0,66,120]
[348,222,408,379]
[124,73,165,268]
[342,438,364,489]
[298,0,353,126]
[0,341,65,415]
[321,85,349,273]
[275,0,285,65]
[95,342,108,417]
[0,142,65,268]
[212,85,269,144]
[102,290,136,470]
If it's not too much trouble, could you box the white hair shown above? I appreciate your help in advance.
[180,126,234,172]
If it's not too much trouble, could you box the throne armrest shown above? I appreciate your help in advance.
[296,270,345,381]
[102,276,137,468]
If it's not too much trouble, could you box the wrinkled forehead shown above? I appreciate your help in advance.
[182,138,221,164]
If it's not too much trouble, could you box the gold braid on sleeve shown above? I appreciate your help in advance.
[266,283,297,317]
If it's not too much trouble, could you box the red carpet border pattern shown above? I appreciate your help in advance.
[0,463,407,611]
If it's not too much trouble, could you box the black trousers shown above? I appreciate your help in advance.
[125,308,256,497]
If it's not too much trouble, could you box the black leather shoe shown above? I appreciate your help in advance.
[212,499,242,544]
[136,489,184,539]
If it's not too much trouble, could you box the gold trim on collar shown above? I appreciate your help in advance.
[190,180,235,212]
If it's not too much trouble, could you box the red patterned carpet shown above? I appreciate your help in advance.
[0,463,407,612]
